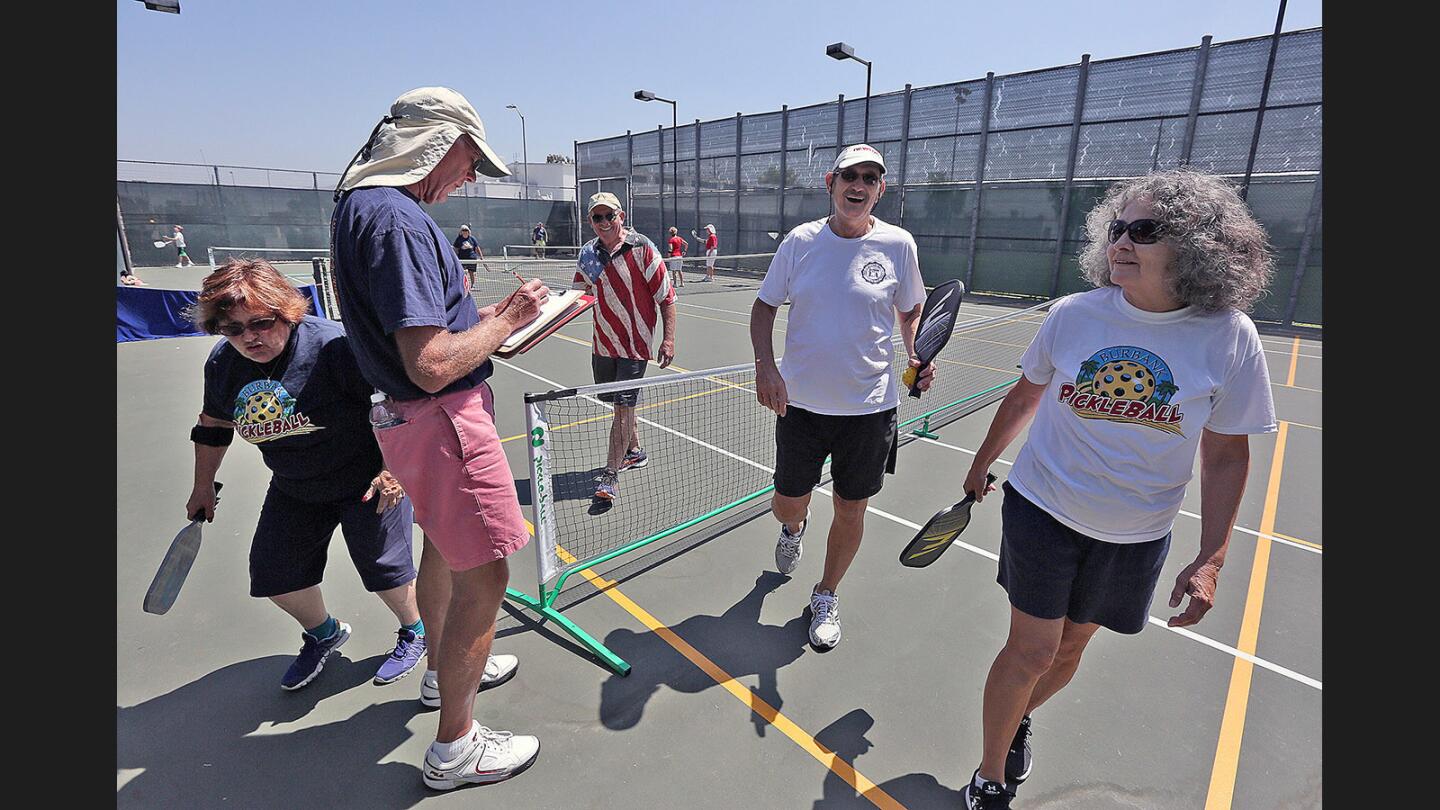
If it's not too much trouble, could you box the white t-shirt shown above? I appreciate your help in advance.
[1007,286,1276,543]
[757,217,927,415]
[173,231,186,249]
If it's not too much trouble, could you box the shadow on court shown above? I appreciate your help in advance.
[116,655,428,808]
[811,709,963,809]
[598,571,808,737]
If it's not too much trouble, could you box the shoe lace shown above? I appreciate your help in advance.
[812,593,836,622]
[476,726,513,746]
[391,629,417,659]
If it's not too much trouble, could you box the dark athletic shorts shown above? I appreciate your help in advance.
[591,354,648,407]
[997,481,1170,635]
[249,480,417,598]
[773,405,898,501]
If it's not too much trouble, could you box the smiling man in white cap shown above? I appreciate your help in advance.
[330,86,545,791]
[749,143,934,651]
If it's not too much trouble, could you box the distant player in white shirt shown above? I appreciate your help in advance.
[957,170,1278,809]
[749,144,934,652]
[163,225,194,267]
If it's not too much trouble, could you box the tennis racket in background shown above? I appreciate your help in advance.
[898,473,995,568]
[902,279,965,398]
[142,481,223,615]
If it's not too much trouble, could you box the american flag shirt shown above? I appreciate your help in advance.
[573,230,675,360]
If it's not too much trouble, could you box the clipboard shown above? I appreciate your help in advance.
[494,289,595,358]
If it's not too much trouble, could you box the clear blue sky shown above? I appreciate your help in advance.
[117,0,1321,173]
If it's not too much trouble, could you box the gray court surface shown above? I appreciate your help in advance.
[117,274,1323,808]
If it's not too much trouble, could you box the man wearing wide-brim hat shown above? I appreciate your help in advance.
[330,86,544,791]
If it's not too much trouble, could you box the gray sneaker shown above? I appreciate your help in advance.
[774,511,808,575]
[807,588,841,649]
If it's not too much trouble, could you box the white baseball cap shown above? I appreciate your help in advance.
[831,143,886,174]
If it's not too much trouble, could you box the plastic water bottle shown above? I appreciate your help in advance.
[368,392,405,429]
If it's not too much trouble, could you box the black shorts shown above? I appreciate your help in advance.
[997,482,1170,635]
[773,406,898,501]
[249,481,417,598]
[591,354,648,406]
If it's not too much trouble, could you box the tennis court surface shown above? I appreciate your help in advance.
[117,270,1322,808]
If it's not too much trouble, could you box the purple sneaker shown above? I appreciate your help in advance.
[373,628,427,685]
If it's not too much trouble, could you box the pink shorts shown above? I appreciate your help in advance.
[372,382,529,571]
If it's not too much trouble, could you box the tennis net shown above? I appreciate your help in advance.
[524,298,1052,596]
[207,246,330,277]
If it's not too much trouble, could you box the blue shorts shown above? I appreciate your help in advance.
[249,481,417,598]
[997,482,1170,635]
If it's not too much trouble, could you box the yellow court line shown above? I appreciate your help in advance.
[1285,337,1300,387]
[1204,421,1288,810]
[1272,530,1320,550]
[532,529,905,810]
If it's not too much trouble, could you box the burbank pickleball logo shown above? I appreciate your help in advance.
[1057,346,1183,435]
[232,379,320,444]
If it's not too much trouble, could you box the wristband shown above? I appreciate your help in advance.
[191,424,234,447]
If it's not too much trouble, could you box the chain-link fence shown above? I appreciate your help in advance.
[577,28,1321,328]
[117,160,579,270]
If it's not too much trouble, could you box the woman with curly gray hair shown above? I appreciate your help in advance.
[957,170,1278,809]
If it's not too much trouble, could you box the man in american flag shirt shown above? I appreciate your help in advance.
[573,192,678,501]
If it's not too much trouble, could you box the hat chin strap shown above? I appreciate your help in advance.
[332,116,399,202]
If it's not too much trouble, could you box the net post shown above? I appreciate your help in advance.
[525,396,560,595]
[207,247,216,270]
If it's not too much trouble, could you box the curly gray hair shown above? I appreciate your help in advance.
[1077,169,1274,313]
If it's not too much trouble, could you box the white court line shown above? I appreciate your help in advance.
[914,436,1322,556]
[490,357,1321,692]
[808,488,1322,692]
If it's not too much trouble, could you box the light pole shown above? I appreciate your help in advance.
[826,42,872,143]
[505,104,530,234]
[634,90,677,236]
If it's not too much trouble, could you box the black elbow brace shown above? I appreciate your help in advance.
[191,424,234,447]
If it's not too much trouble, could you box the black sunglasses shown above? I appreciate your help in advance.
[216,316,281,337]
[591,211,619,223]
[838,168,882,186]
[1107,218,1164,245]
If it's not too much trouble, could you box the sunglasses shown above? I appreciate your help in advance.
[216,316,281,337]
[838,168,882,186]
[1107,218,1164,245]
[591,211,619,223]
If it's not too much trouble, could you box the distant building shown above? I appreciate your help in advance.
[462,161,575,201]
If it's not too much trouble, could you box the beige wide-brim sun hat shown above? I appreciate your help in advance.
[338,86,510,193]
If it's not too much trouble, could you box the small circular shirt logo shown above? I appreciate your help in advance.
[860,261,887,284]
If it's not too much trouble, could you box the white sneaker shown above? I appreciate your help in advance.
[422,721,540,790]
[808,588,841,649]
[775,510,808,575]
[419,654,520,708]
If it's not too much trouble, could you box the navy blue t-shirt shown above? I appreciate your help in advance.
[453,234,479,260]
[330,186,489,401]
[202,316,382,503]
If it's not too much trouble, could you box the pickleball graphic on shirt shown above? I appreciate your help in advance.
[1056,346,1184,435]
[231,379,321,444]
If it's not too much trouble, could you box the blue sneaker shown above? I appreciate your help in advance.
[374,628,427,685]
[594,469,618,500]
[280,620,351,691]
[619,448,648,472]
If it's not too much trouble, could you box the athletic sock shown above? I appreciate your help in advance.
[430,721,479,762]
[404,618,425,637]
[306,616,338,640]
